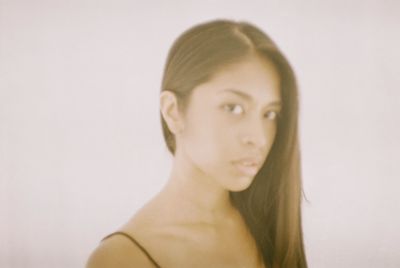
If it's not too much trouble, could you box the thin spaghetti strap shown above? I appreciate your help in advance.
[102,231,161,268]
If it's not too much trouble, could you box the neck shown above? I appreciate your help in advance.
[159,149,237,225]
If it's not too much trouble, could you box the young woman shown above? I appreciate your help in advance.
[87,19,308,268]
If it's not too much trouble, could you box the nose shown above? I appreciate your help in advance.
[241,117,269,150]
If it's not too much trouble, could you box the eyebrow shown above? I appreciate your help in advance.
[217,88,282,107]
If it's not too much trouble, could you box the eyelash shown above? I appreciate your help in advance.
[222,103,281,120]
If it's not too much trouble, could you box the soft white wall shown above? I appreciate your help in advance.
[1,0,399,267]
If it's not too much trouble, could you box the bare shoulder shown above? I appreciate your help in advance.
[86,194,189,268]
[86,234,157,268]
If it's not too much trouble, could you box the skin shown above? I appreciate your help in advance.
[87,55,281,268]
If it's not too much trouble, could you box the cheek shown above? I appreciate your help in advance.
[263,125,279,159]
[201,121,229,155]
[187,117,233,165]
[263,124,278,148]
[182,114,219,153]
[269,124,278,140]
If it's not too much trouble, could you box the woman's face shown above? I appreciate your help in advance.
[177,56,281,192]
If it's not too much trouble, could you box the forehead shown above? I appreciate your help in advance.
[192,56,281,103]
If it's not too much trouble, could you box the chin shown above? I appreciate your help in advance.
[226,176,255,192]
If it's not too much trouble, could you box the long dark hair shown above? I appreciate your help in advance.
[159,19,307,268]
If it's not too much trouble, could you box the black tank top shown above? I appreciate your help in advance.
[102,231,161,268]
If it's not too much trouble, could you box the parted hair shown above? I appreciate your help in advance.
[159,19,308,268]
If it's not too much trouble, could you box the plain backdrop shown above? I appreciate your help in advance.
[1,0,399,267]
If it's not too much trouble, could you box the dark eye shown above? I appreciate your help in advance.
[223,104,244,115]
[265,111,280,120]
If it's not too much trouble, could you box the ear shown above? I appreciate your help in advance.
[159,90,185,135]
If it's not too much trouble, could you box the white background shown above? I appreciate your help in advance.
[1,0,399,267]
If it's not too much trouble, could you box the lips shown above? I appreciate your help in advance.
[232,157,263,176]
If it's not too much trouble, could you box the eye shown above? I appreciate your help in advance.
[223,104,244,115]
[264,110,280,121]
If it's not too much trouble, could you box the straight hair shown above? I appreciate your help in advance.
[159,19,307,268]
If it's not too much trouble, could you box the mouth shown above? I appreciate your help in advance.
[232,161,260,176]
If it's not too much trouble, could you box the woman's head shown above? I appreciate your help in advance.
[159,19,306,267]
[160,19,297,157]
[161,54,281,192]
